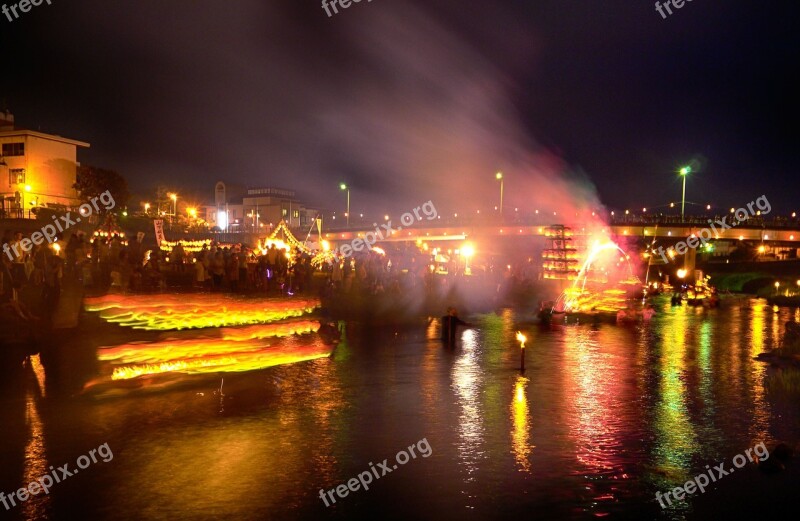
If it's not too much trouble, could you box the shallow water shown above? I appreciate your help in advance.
[1,298,799,520]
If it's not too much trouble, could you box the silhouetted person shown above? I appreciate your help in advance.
[441,307,470,345]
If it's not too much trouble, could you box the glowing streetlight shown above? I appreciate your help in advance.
[677,268,687,279]
[340,183,350,226]
[775,281,781,295]
[144,202,150,215]
[168,193,178,218]
[679,166,691,221]
[496,172,504,215]
[462,243,475,275]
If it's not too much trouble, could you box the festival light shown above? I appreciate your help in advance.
[554,240,641,313]
[93,333,331,382]
[84,294,320,330]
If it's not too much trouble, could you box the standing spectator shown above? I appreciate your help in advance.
[227,250,240,292]
[211,251,225,290]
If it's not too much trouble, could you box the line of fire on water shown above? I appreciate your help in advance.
[106,342,331,381]
[83,294,332,385]
[84,294,321,330]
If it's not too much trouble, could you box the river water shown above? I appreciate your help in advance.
[1,297,799,520]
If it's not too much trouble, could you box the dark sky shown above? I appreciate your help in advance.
[1,0,797,217]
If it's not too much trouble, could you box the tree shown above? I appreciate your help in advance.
[74,165,130,215]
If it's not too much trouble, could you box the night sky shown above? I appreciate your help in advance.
[1,0,797,216]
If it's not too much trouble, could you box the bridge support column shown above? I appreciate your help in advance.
[685,247,696,282]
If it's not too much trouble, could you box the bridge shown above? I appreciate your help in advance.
[319,216,800,246]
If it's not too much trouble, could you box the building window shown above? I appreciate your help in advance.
[8,168,25,186]
[281,208,288,217]
[292,210,299,219]
[1,142,24,157]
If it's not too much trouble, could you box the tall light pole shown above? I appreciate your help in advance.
[496,172,504,216]
[168,193,177,225]
[340,183,350,226]
[679,166,691,222]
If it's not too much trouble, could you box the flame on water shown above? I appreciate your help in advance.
[84,294,320,330]
[83,294,331,384]
[92,327,331,382]
[556,240,641,313]
[97,322,321,364]
[107,344,330,381]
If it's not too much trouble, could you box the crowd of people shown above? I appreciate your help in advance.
[1,230,63,321]
[2,225,545,324]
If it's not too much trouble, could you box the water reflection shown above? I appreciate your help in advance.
[451,328,485,485]
[22,355,50,520]
[510,375,533,473]
[747,302,771,442]
[654,308,698,477]
[4,299,799,520]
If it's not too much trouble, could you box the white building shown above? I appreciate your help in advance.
[204,182,318,231]
[0,110,90,218]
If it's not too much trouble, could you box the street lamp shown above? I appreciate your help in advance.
[496,172,504,215]
[340,183,350,226]
[144,202,150,215]
[169,193,177,215]
[679,166,691,221]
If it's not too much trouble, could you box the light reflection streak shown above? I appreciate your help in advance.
[697,320,715,431]
[747,302,770,441]
[451,328,485,483]
[510,375,533,473]
[562,328,622,474]
[561,327,632,515]
[22,355,50,519]
[653,309,697,485]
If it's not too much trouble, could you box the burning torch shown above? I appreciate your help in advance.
[516,331,527,371]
